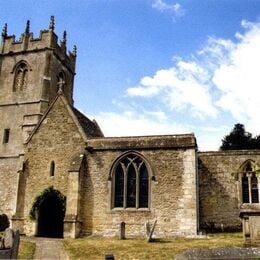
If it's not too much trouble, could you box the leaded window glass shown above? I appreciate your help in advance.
[114,164,124,207]
[242,173,249,203]
[251,173,259,203]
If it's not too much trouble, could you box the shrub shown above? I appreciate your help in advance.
[0,214,9,231]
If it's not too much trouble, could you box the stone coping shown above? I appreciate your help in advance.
[86,134,196,151]
[199,150,260,156]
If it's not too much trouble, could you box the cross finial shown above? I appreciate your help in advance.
[25,20,30,34]
[62,30,67,44]
[72,45,77,56]
[49,16,55,31]
[2,23,7,38]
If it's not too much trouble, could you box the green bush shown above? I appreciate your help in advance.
[0,214,9,231]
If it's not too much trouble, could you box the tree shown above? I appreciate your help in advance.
[220,123,255,150]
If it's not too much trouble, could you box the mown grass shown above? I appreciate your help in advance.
[63,232,244,260]
[18,240,35,259]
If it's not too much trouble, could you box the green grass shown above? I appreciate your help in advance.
[63,232,244,260]
[18,240,35,259]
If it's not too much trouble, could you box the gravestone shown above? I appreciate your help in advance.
[119,222,125,240]
[147,220,157,242]
[0,229,20,259]
[3,228,14,248]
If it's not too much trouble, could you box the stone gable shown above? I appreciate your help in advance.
[20,94,87,235]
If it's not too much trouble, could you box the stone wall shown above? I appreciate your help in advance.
[22,96,86,235]
[0,157,20,218]
[82,135,198,238]
[198,150,260,232]
[0,24,76,225]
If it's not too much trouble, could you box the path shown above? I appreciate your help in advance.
[23,237,69,260]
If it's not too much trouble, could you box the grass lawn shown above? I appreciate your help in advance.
[18,240,36,259]
[63,232,244,260]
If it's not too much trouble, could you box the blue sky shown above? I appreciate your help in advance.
[1,0,260,150]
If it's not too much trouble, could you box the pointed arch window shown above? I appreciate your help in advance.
[241,161,259,204]
[13,62,28,91]
[112,153,150,209]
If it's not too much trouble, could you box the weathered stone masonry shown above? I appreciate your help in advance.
[2,18,260,239]
[198,150,260,232]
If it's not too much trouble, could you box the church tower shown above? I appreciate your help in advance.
[0,17,76,218]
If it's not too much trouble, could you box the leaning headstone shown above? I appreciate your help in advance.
[147,220,157,242]
[105,254,115,260]
[119,222,125,240]
[3,228,14,249]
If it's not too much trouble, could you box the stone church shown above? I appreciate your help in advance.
[1,18,260,241]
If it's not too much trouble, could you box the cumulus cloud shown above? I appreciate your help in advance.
[88,20,260,151]
[152,0,184,16]
[127,61,218,119]
[126,20,260,134]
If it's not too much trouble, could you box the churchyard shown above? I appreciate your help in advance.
[18,232,243,259]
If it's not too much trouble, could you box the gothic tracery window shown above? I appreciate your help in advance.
[241,161,259,204]
[113,153,150,209]
[13,62,28,91]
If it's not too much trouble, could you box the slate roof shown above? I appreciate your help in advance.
[71,106,104,138]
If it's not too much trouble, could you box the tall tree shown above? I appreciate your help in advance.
[220,123,253,150]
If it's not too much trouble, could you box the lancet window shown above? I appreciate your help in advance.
[241,161,259,204]
[50,161,55,177]
[113,153,150,209]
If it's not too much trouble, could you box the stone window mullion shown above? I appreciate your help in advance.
[135,164,140,209]
[123,166,127,209]
[248,173,252,204]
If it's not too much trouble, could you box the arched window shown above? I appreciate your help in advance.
[13,62,28,91]
[112,153,150,209]
[57,72,66,92]
[50,161,55,177]
[241,160,259,204]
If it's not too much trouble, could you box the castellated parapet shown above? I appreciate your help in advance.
[0,18,76,73]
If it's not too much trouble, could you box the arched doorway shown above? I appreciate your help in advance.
[30,187,66,238]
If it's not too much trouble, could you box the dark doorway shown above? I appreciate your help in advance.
[35,187,66,238]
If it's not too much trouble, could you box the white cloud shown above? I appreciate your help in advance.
[126,20,260,132]
[152,0,184,16]
[91,110,191,137]
[88,20,260,151]
[212,21,260,130]
[126,61,218,119]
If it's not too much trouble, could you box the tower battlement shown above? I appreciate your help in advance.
[0,17,76,72]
